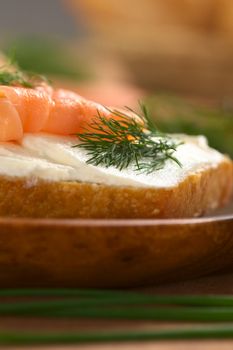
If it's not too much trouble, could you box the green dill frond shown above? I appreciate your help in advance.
[0,67,34,88]
[0,58,50,88]
[75,104,183,174]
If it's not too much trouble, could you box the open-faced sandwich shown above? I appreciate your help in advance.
[0,65,232,219]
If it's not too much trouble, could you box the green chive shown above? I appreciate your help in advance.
[1,300,233,322]
[0,289,233,307]
[0,327,232,345]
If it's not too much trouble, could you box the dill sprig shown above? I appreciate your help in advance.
[75,104,182,174]
[0,59,50,88]
[0,66,34,88]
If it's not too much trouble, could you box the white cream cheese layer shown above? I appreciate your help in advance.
[0,133,225,188]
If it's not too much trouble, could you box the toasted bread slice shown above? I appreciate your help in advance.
[0,157,232,218]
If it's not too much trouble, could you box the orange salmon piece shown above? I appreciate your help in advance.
[43,89,126,135]
[0,86,51,133]
[0,95,23,142]
[43,89,108,135]
[53,88,81,101]
[0,85,140,141]
[43,97,84,135]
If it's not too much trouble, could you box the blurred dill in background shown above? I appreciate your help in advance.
[3,37,90,81]
[146,94,233,158]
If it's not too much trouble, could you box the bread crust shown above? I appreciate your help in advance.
[0,158,232,218]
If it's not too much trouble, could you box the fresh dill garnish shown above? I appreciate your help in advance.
[0,66,34,88]
[74,104,183,174]
[0,58,50,88]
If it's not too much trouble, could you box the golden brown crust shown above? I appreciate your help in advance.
[0,159,232,219]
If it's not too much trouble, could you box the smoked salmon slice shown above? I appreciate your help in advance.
[0,94,23,142]
[0,86,51,133]
[42,88,114,135]
[0,84,137,142]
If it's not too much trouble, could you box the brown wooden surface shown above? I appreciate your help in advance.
[0,213,233,288]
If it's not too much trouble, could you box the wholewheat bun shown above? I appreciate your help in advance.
[0,157,232,218]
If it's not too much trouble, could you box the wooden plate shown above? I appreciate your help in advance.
[0,201,232,288]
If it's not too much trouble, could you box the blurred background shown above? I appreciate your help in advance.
[0,0,232,155]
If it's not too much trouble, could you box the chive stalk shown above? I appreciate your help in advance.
[0,327,232,345]
[0,289,233,307]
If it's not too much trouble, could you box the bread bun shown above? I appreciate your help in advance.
[0,157,232,218]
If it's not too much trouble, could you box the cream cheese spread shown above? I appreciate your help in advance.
[0,133,225,188]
